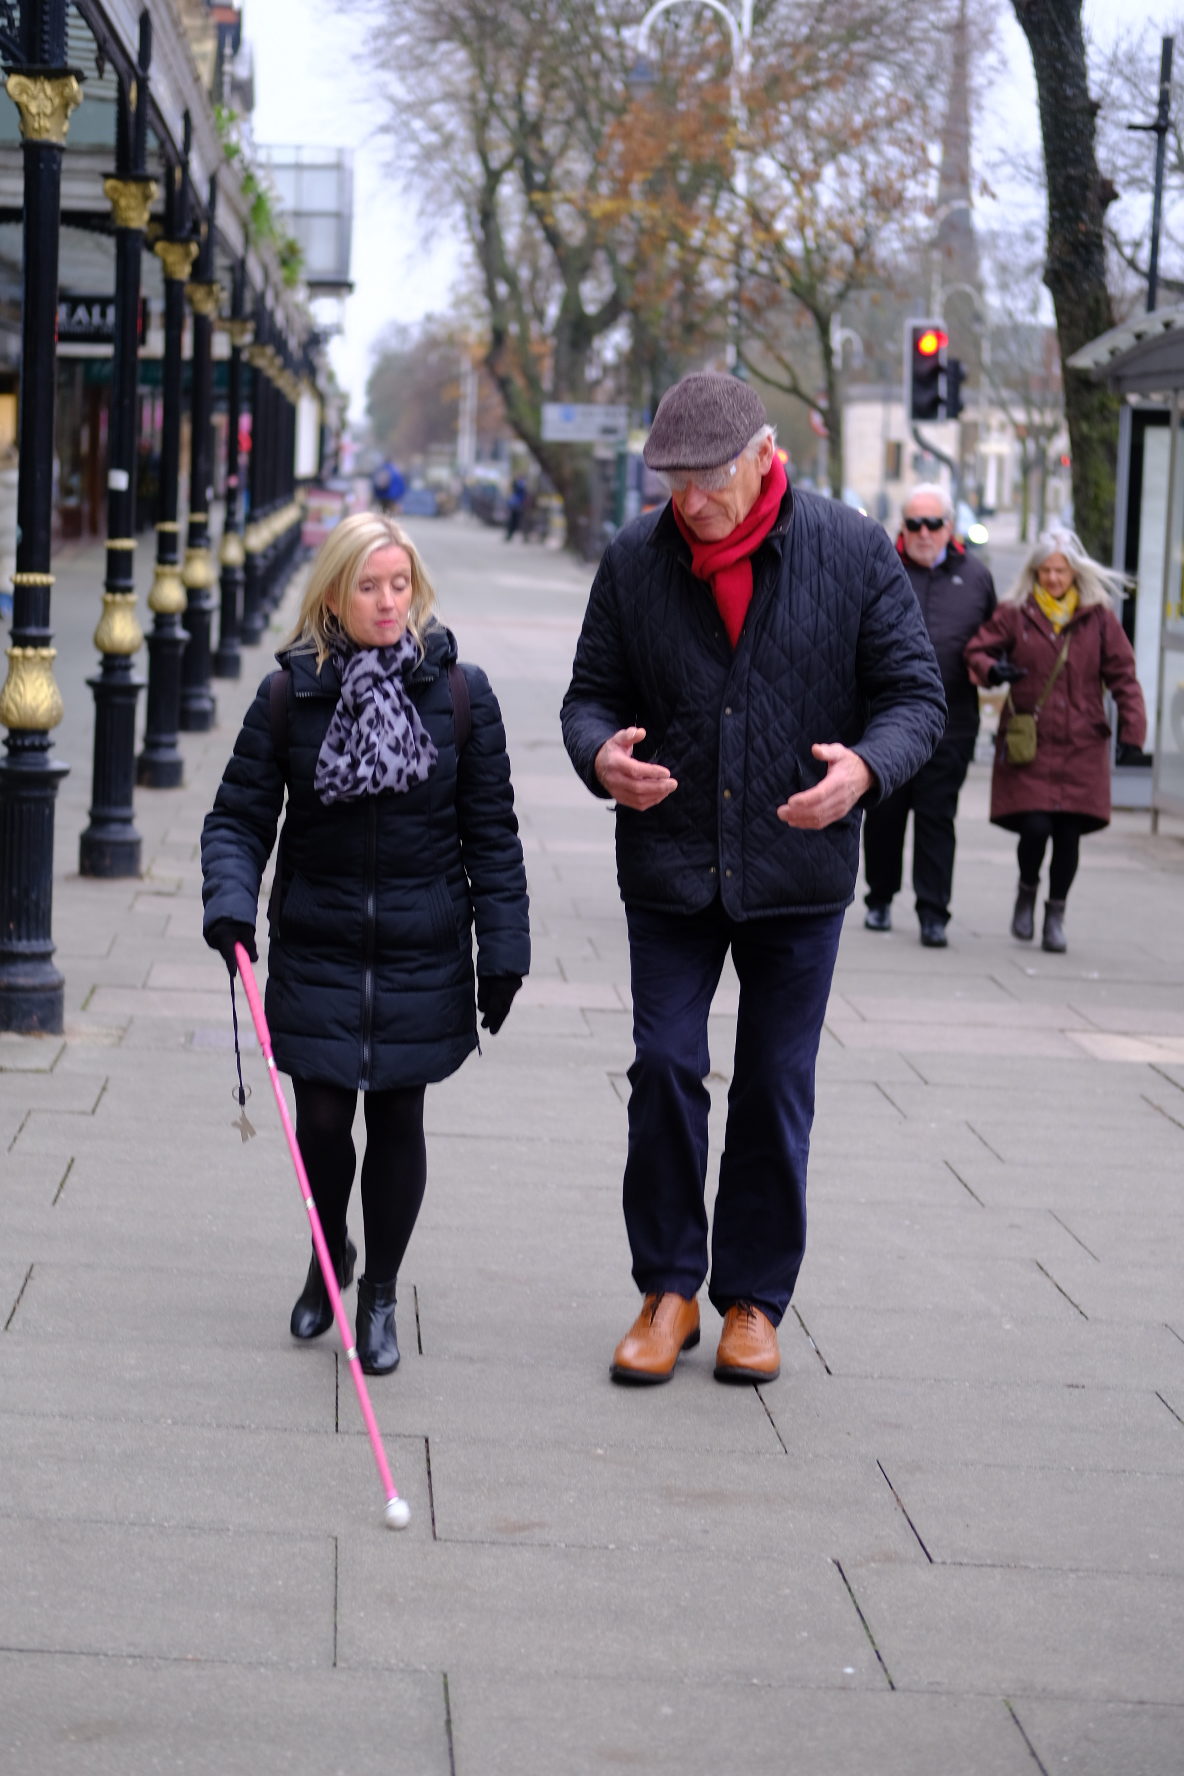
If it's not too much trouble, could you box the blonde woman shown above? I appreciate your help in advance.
[964,528,1145,953]
[202,513,529,1370]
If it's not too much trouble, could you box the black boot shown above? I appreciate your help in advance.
[1011,881,1038,942]
[290,1234,356,1340]
[1042,898,1067,954]
[356,1275,400,1374]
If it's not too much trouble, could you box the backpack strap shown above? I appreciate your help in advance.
[269,667,291,763]
[448,660,471,754]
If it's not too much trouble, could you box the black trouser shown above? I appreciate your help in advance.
[862,732,976,924]
[291,1080,427,1285]
[1014,812,1085,901]
[623,900,844,1326]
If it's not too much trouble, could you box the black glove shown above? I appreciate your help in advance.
[205,919,258,979]
[1115,741,1152,768]
[477,974,522,1035]
[986,657,1028,687]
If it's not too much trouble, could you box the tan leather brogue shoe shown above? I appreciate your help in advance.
[714,1302,780,1382]
[610,1292,700,1384]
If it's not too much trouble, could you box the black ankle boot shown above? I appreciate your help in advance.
[1042,898,1067,954]
[290,1234,356,1340]
[356,1275,400,1374]
[1011,880,1038,942]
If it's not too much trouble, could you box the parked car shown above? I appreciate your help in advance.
[400,485,439,518]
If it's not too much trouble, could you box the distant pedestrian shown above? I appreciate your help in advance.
[561,371,945,1387]
[202,513,530,1371]
[964,527,1146,954]
[372,460,405,514]
[862,483,996,946]
[504,475,528,542]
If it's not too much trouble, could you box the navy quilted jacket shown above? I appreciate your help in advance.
[561,488,946,917]
[201,624,530,1091]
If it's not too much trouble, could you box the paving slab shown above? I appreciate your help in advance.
[1011,1697,1184,1776]
[844,1559,1184,1703]
[335,1539,886,1688]
[0,1654,451,1776]
[0,1518,336,1665]
[448,1676,1039,1776]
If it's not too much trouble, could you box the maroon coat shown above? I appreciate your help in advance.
[964,597,1147,833]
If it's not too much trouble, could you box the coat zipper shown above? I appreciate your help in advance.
[360,799,377,1088]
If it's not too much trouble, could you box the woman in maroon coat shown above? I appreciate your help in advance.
[964,529,1146,954]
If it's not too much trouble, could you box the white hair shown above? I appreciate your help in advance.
[1004,526,1128,612]
[903,482,954,523]
[742,424,777,460]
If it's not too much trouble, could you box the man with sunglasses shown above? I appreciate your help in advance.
[862,484,996,946]
[561,373,945,1388]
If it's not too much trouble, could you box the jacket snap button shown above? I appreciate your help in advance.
[725,868,733,878]
[724,706,732,715]
[723,788,732,800]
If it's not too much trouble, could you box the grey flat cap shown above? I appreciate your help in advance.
[642,372,769,472]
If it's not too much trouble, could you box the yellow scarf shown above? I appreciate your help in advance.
[1034,582,1079,629]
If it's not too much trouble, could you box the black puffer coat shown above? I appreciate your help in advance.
[202,624,530,1090]
[896,536,996,741]
[561,489,946,917]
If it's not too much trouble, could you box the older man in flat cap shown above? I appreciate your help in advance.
[562,372,945,1386]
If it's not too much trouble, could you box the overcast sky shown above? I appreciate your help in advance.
[245,0,1180,429]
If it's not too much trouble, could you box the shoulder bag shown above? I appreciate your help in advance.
[1003,632,1071,766]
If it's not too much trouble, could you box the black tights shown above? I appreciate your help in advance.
[1015,812,1085,902]
[291,1079,427,1286]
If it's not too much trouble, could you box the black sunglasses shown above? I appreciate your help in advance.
[904,515,947,533]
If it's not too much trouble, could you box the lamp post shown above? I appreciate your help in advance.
[634,0,754,374]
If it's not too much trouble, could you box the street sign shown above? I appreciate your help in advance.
[541,402,629,444]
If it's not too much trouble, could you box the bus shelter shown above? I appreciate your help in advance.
[1070,306,1184,823]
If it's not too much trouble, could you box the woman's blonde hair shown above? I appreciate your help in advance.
[1004,526,1128,613]
[281,512,440,665]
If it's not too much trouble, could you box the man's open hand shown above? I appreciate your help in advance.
[594,727,678,811]
[777,743,874,830]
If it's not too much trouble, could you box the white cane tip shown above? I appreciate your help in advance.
[384,1497,411,1530]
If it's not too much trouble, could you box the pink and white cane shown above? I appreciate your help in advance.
[235,945,410,1530]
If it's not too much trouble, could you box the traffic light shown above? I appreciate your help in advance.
[904,320,964,422]
[945,355,965,420]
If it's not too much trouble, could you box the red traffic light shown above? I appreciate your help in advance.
[916,328,948,357]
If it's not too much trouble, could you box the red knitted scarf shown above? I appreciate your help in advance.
[672,455,788,646]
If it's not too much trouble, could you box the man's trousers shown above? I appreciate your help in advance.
[622,899,844,1326]
[862,732,976,924]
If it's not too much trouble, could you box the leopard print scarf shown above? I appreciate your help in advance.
[314,634,438,805]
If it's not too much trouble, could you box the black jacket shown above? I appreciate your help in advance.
[561,488,946,917]
[896,537,996,740]
[201,624,530,1091]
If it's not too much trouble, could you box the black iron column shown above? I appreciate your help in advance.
[214,261,251,676]
[137,128,197,789]
[178,174,220,731]
[0,1,81,1031]
[79,18,156,878]
[241,300,269,640]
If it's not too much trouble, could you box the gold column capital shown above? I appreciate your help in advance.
[185,280,223,320]
[181,546,216,591]
[154,238,199,283]
[219,532,246,569]
[103,174,158,232]
[0,646,64,731]
[219,318,255,350]
[5,72,82,145]
[147,563,187,615]
[93,593,143,657]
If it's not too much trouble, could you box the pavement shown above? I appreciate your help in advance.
[2,514,1184,1776]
